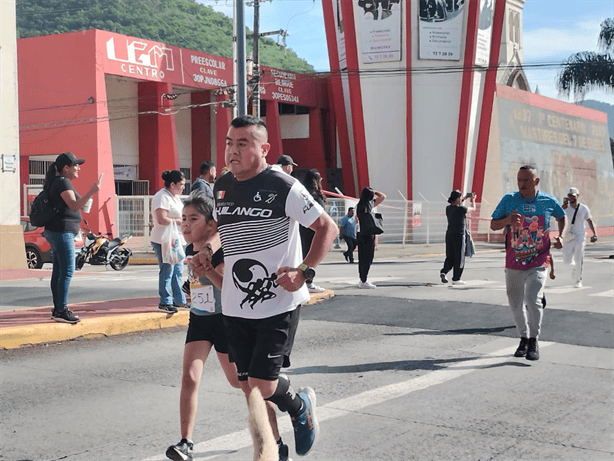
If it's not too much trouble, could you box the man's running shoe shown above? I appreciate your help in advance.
[51,309,80,324]
[291,387,319,456]
[166,438,193,461]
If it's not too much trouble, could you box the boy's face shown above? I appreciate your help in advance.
[181,205,217,245]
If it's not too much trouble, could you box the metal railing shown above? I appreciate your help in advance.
[116,196,614,253]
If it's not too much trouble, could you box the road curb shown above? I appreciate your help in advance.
[0,290,335,350]
[128,257,158,265]
[0,311,190,349]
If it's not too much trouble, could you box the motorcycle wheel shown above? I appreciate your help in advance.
[110,249,130,271]
[75,253,86,270]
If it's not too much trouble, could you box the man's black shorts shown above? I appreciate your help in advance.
[223,306,301,381]
[185,312,229,354]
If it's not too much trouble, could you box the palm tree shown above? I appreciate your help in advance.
[556,18,614,101]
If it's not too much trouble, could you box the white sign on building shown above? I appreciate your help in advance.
[359,0,403,64]
[418,0,466,61]
[475,0,495,66]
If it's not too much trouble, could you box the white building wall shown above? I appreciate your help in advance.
[361,73,407,199]
[106,76,139,167]
[0,0,20,225]
[175,92,192,171]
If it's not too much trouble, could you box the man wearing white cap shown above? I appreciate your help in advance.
[561,187,598,288]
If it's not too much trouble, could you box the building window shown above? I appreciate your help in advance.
[278,103,310,115]
[29,159,54,185]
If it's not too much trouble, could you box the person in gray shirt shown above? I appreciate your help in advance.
[190,161,216,199]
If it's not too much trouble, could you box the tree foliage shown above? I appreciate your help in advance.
[557,18,614,101]
[16,0,315,73]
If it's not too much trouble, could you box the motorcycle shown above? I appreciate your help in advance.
[75,225,132,271]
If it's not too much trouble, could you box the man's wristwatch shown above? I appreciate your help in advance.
[298,263,316,284]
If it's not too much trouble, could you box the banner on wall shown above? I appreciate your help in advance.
[101,31,233,90]
[475,0,494,66]
[418,0,466,60]
[259,67,318,108]
[497,96,613,222]
[333,0,348,70]
[358,0,403,64]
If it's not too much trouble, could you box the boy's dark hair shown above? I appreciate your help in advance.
[183,192,214,221]
[199,161,215,175]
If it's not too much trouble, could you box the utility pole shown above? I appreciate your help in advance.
[235,0,247,116]
[247,0,287,117]
[252,0,260,117]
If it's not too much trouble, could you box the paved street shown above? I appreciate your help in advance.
[1,244,612,460]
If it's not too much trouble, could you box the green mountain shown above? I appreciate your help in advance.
[16,0,315,73]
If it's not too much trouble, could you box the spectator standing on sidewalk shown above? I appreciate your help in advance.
[490,165,565,361]
[276,154,298,175]
[561,187,598,288]
[191,115,337,458]
[43,152,101,324]
[190,161,216,200]
[339,207,357,263]
[356,187,386,289]
[299,169,327,293]
[151,170,189,314]
[166,193,240,461]
[440,190,475,285]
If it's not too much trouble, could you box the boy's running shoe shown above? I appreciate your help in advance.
[166,438,193,461]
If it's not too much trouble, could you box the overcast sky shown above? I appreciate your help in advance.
[198,0,614,104]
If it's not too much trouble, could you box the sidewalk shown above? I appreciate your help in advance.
[3,240,611,350]
[0,242,492,349]
[0,289,334,350]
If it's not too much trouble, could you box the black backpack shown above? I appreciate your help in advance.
[29,181,60,228]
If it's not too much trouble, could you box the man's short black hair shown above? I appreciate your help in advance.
[199,161,215,175]
[519,164,538,174]
[231,115,267,131]
[230,115,268,142]
[348,207,355,212]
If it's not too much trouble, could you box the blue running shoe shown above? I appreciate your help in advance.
[291,387,319,456]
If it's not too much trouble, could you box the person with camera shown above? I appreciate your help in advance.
[440,190,475,285]
[356,187,386,289]
[43,152,101,324]
[561,187,597,288]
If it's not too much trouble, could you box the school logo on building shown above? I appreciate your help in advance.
[106,36,174,79]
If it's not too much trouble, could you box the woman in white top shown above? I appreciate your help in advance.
[151,170,187,313]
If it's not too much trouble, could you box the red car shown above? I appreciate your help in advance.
[21,217,83,269]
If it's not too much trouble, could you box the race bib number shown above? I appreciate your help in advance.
[190,281,215,313]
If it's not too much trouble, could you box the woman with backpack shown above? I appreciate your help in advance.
[43,152,101,323]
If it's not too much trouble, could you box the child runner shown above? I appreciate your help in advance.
[166,193,240,461]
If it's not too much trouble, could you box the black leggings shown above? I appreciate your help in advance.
[441,232,465,281]
[357,232,375,282]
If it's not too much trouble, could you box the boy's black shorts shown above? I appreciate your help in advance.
[185,312,229,354]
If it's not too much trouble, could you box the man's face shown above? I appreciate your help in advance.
[348,208,354,217]
[282,164,293,174]
[225,125,270,181]
[517,169,539,198]
[568,194,578,206]
[206,167,217,182]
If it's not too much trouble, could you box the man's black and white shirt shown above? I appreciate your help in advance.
[213,165,324,319]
